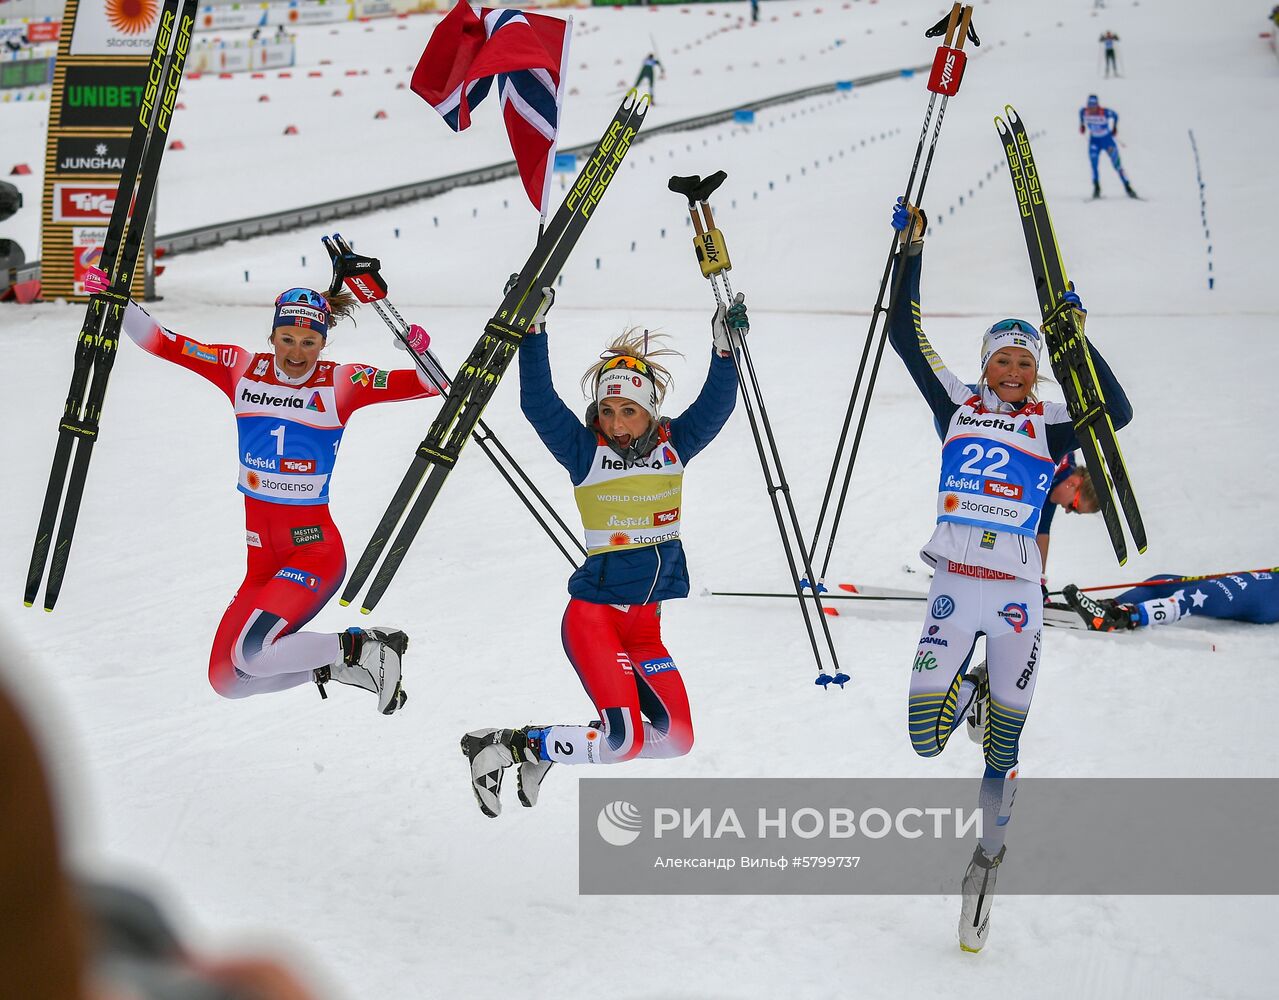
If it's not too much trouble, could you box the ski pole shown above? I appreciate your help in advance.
[1052,566,1279,596]
[668,172,845,688]
[324,235,586,569]
[807,3,978,584]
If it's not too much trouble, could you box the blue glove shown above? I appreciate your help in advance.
[1062,281,1086,313]
[891,196,911,232]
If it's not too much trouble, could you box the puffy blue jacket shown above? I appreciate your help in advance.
[519,332,737,605]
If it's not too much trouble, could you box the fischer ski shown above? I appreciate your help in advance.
[341,92,648,613]
[323,233,585,569]
[995,106,1146,565]
[669,170,844,688]
[25,0,197,611]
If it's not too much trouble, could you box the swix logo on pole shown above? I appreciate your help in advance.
[926,46,967,96]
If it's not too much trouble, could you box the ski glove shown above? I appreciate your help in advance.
[503,274,555,333]
[712,291,748,356]
[83,265,110,296]
[393,323,431,354]
[891,197,927,244]
[1062,282,1086,314]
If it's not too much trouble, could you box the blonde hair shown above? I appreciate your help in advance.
[579,328,681,405]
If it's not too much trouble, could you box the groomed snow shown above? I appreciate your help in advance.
[2,1,1276,997]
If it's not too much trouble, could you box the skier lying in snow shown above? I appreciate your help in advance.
[886,198,1133,953]
[83,265,437,714]
[1061,572,1279,631]
[461,286,743,817]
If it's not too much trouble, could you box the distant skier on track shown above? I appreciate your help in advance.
[886,198,1133,952]
[461,289,745,817]
[84,266,438,714]
[1098,31,1120,77]
[1080,94,1137,199]
[634,52,665,105]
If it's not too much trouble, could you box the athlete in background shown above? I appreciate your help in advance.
[84,266,438,713]
[1099,31,1120,77]
[1080,94,1137,199]
[1063,572,1279,631]
[461,289,743,817]
[887,198,1132,952]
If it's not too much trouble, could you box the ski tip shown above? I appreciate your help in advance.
[635,91,652,115]
[994,114,1008,134]
[822,607,840,617]
[1005,104,1020,125]
[838,583,858,593]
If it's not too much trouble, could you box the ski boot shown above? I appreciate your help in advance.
[1062,585,1137,632]
[959,844,1007,953]
[1092,180,1101,199]
[313,627,408,714]
[1124,182,1138,199]
[461,727,545,818]
[965,661,989,745]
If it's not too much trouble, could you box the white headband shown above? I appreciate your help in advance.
[596,365,659,419]
[980,320,1042,373]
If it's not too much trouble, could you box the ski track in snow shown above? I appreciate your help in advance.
[2,2,1277,997]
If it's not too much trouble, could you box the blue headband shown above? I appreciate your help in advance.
[273,287,331,339]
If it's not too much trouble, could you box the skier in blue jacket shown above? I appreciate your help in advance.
[462,290,744,817]
[1063,571,1279,630]
[1080,94,1137,199]
[887,197,1132,952]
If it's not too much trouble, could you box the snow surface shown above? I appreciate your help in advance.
[2,1,1278,997]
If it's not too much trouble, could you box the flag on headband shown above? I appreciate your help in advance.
[411,1,572,218]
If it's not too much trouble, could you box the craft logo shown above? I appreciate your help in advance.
[1016,637,1039,689]
[999,602,1029,634]
[275,567,321,592]
[71,0,160,54]
[55,137,131,174]
[1016,419,1036,439]
[53,184,116,223]
[984,481,1023,501]
[280,458,316,474]
[931,595,955,620]
[943,493,960,514]
[653,507,679,526]
[181,340,218,364]
[597,800,643,847]
[306,391,326,412]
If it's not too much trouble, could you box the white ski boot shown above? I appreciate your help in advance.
[314,627,408,715]
[461,727,545,818]
[959,843,1006,953]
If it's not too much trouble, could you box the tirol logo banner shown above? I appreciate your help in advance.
[579,777,1279,895]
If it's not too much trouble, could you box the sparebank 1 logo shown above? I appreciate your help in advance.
[597,800,643,847]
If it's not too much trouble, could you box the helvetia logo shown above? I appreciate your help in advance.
[107,0,159,35]
[597,800,643,846]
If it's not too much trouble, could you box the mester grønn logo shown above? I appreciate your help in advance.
[596,800,643,846]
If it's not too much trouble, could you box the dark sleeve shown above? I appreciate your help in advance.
[667,351,738,463]
[886,248,965,437]
[1045,337,1133,460]
[518,333,596,485]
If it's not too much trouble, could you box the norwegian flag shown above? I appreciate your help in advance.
[411,2,572,218]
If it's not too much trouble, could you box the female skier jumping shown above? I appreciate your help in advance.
[84,266,439,714]
[885,200,1132,951]
[461,290,745,817]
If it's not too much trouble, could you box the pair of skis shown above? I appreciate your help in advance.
[339,91,648,613]
[807,3,979,584]
[668,172,844,688]
[323,233,585,569]
[25,0,197,612]
[995,107,1146,564]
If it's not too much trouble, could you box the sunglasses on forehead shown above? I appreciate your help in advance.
[987,318,1041,339]
[600,354,652,377]
[275,287,331,313]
